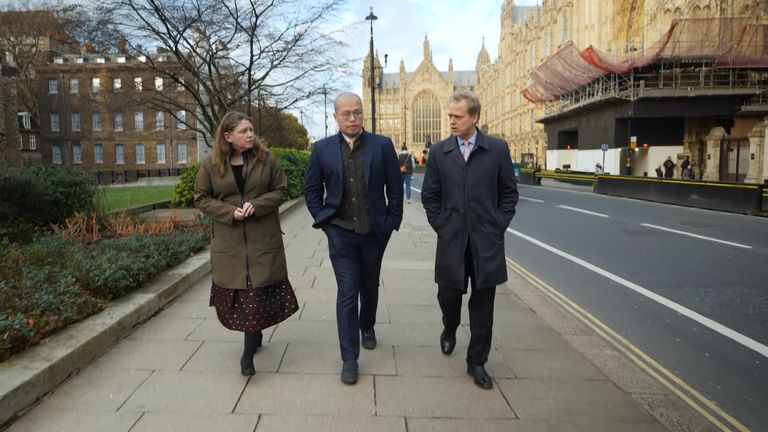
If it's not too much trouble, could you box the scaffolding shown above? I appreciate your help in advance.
[525,17,768,107]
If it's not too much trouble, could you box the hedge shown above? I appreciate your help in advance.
[172,148,310,207]
[0,230,207,361]
[0,166,99,239]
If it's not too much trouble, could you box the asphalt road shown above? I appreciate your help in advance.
[410,174,768,431]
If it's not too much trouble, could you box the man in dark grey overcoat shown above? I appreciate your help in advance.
[421,91,519,389]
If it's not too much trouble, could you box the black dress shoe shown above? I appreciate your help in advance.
[467,364,493,390]
[440,330,456,355]
[361,328,377,350]
[341,360,358,385]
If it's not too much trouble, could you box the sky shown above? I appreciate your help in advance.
[299,0,540,140]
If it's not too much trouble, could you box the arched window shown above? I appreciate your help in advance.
[412,91,442,145]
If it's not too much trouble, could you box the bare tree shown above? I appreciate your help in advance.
[108,0,351,147]
[0,2,115,117]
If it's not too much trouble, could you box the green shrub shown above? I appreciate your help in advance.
[272,148,309,199]
[172,164,200,207]
[0,166,99,238]
[0,230,207,361]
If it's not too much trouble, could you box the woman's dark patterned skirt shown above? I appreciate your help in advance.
[209,278,299,332]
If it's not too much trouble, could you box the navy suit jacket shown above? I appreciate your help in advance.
[304,131,404,244]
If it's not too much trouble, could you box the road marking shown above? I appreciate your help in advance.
[519,196,544,203]
[557,205,609,218]
[506,227,768,360]
[507,258,750,432]
[641,223,752,249]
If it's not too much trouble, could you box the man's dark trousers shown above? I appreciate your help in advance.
[437,239,496,366]
[325,224,385,362]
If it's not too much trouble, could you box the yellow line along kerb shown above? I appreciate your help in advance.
[505,258,750,432]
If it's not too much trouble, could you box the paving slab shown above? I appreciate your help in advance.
[375,376,515,418]
[235,374,375,416]
[130,413,259,432]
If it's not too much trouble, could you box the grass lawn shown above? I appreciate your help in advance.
[99,185,174,211]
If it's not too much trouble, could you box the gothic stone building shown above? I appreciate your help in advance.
[362,36,476,158]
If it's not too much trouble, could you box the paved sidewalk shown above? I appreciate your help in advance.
[5,203,698,432]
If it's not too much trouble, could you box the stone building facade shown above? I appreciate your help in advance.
[36,53,199,183]
[362,36,476,158]
[476,0,767,180]
[364,1,767,181]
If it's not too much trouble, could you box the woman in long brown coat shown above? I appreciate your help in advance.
[194,111,296,376]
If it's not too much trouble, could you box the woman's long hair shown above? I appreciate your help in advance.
[211,111,269,178]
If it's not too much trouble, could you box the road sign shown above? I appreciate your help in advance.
[601,144,609,152]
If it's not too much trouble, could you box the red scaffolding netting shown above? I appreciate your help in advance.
[522,17,768,104]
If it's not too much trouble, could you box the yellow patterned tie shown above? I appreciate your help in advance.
[348,138,355,149]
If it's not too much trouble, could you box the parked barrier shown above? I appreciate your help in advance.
[594,175,766,215]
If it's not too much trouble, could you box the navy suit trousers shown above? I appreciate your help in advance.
[325,225,385,361]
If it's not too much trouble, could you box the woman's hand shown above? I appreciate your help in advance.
[233,202,255,220]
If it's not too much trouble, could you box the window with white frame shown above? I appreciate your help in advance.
[134,77,142,91]
[177,143,187,163]
[117,56,126,63]
[69,78,78,94]
[94,143,103,163]
[134,112,144,130]
[114,112,123,131]
[135,144,145,164]
[91,77,100,93]
[156,143,166,163]
[176,110,186,129]
[155,112,164,130]
[73,143,82,164]
[48,78,58,94]
[21,113,31,129]
[115,144,125,164]
[154,76,163,91]
[113,77,122,91]
[29,135,37,150]
[52,144,62,164]
[51,113,60,132]
[71,112,80,132]
[93,112,101,131]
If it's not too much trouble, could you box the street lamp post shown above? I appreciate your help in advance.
[365,7,378,134]
[321,86,328,138]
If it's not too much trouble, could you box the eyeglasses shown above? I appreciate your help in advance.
[338,110,363,119]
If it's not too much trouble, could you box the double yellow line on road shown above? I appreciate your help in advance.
[506,258,750,432]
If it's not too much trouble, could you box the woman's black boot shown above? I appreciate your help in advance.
[240,331,262,376]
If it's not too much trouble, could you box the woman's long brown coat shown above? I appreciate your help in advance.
[194,150,289,289]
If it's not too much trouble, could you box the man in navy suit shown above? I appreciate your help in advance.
[304,92,403,385]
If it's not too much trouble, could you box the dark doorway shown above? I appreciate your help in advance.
[557,130,578,150]
[719,138,750,183]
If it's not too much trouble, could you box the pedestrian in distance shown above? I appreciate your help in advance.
[594,162,603,174]
[682,163,694,180]
[663,156,675,178]
[194,111,299,377]
[655,165,664,178]
[421,92,519,390]
[304,92,404,385]
[399,144,416,203]
[681,156,690,174]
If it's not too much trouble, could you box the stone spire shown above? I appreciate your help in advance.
[423,34,432,63]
